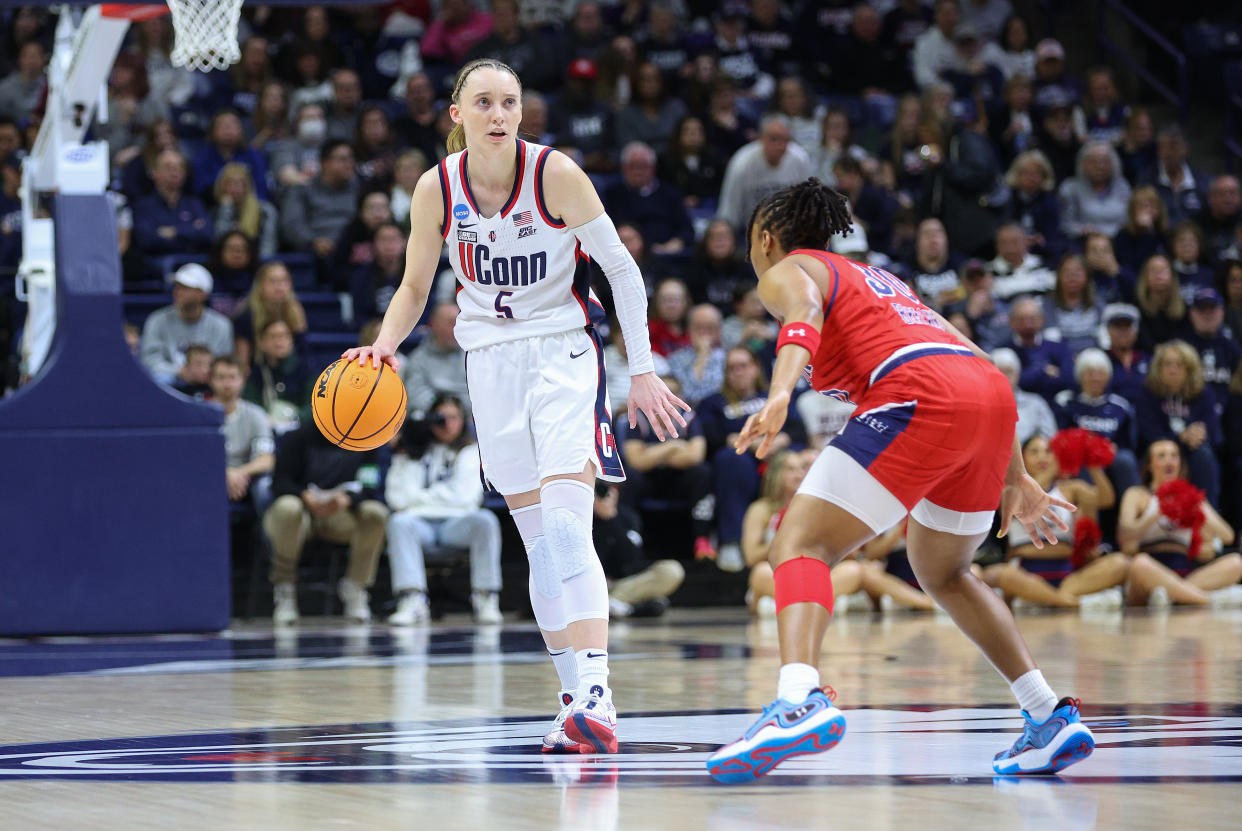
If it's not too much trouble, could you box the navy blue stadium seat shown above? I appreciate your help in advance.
[263,252,317,291]
[123,293,172,327]
[299,291,349,332]
[305,331,360,370]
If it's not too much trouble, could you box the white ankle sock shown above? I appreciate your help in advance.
[548,647,577,692]
[777,663,820,704]
[1010,669,1058,722]
[575,648,609,696]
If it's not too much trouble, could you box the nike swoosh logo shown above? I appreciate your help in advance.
[570,348,591,359]
[459,222,476,228]
[585,652,606,659]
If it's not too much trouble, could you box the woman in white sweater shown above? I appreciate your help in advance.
[384,394,503,625]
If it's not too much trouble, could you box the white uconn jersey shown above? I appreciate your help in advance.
[439,140,605,350]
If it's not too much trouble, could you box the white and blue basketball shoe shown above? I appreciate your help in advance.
[706,687,846,783]
[992,697,1095,775]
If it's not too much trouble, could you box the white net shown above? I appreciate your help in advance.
[165,0,244,72]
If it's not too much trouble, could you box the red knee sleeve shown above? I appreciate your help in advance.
[773,557,835,614]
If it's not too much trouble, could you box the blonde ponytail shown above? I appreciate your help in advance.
[446,58,522,155]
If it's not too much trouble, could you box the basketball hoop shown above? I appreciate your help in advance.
[100,1,242,72]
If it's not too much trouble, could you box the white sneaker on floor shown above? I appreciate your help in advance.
[272,582,298,626]
[338,578,372,623]
[388,591,429,625]
[1078,586,1123,612]
[472,590,503,624]
[755,595,777,619]
[543,691,584,754]
[564,685,618,754]
[717,543,745,573]
[1209,584,1242,607]
[1148,585,1171,609]
[878,593,896,614]
[835,591,870,614]
[609,596,634,618]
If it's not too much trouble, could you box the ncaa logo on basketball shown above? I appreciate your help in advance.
[315,361,336,399]
[453,203,470,221]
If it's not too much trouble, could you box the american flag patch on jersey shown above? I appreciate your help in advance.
[513,210,533,226]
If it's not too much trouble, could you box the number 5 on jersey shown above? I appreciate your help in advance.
[495,291,514,319]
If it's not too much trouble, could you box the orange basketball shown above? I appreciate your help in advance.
[311,359,408,451]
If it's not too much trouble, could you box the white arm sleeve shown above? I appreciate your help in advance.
[572,212,656,376]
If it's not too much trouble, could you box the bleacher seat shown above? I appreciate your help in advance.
[305,331,360,371]
[122,293,172,327]
[263,252,317,292]
[299,291,349,332]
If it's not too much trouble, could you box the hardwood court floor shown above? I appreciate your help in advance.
[2,607,1240,830]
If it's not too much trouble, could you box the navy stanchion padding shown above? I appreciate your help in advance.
[0,195,230,636]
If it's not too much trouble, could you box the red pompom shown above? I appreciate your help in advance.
[1155,478,1207,557]
[1083,433,1115,468]
[1049,428,1090,475]
[1071,516,1101,570]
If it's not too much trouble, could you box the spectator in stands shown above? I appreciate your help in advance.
[390,149,428,230]
[699,346,804,574]
[1058,140,1131,241]
[222,36,274,119]
[769,76,821,153]
[911,0,960,90]
[710,1,771,100]
[1073,66,1127,145]
[1135,255,1186,351]
[659,116,725,211]
[940,22,1005,113]
[549,58,617,174]
[990,222,1055,300]
[1202,175,1242,264]
[1032,91,1080,183]
[384,394,502,626]
[249,81,293,155]
[831,157,897,257]
[321,68,363,144]
[350,222,406,325]
[192,110,270,202]
[1006,296,1074,400]
[277,6,344,91]
[920,109,1005,257]
[1117,107,1156,186]
[331,189,393,283]
[172,344,214,400]
[131,148,213,268]
[1113,186,1169,274]
[208,230,257,299]
[1183,288,1241,405]
[353,105,398,189]
[1136,340,1223,507]
[0,41,45,122]
[1032,38,1079,112]
[1003,150,1064,261]
[597,36,643,112]
[989,75,1037,167]
[244,318,314,435]
[994,14,1035,80]
[98,53,166,167]
[611,222,674,297]
[0,116,21,166]
[702,76,758,160]
[1146,125,1206,223]
[391,73,440,163]
[211,163,278,260]
[269,103,327,191]
[946,258,1012,350]
[667,304,726,407]
[960,0,1013,42]
[603,318,671,417]
[421,0,493,69]
[1044,254,1103,354]
[883,0,933,54]
[648,277,691,357]
[812,108,870,187]
[910,217,963,310]
[684,218,750,309]
[264,419,388,625]
[1221,259,1242,339]
[882,93,927,199]
[560,0,610,66]
[604,142,694,255]
[285,45,333,115]
[517,91,553,146]
[1084,232,1132,304]
[717,115,813,233]
[464,0,558,93]
[617,61,687,153]
[1103,303,1150,403]
[722,286,778,354]
[140,264,234,386]
[210,354,275,510]
[401,302,469,415]
[991,347,1056,443]
[1054,348,1141,496]
[1170,221,1213,301]
[233,261,307,369]
[748,0,799,80]
[279,140,359,270]
[592,482,686,619]
[831,4,912,97]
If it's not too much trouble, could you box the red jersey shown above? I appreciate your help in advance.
[787,249,968,404]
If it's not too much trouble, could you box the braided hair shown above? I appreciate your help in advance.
[746,178,854,254]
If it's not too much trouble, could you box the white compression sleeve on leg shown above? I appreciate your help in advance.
[512,504,567,632]
[540,479,610,625]
[572,212,655,376]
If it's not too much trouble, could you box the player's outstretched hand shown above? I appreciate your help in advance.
[735,391,790,460]
[997,473,1077,549]
[341,343,399,371]
[628,372,689,441]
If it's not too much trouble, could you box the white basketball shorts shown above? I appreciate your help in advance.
[466,327,624,495]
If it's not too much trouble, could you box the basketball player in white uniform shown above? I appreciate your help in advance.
[344,59,688,754]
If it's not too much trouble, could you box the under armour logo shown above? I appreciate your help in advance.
[787,328,806,337]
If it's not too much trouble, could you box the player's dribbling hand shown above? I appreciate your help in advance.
[341,343,399,371]
[735,391,789,460]
[628,372,690,441]
[997,473,1078,549]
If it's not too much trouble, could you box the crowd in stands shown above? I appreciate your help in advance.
[3,0,1242,619]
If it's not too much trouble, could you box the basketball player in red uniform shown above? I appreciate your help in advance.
[706,179,1095,782]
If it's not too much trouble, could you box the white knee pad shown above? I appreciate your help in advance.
[512,503,569,631]
[528,558,566,631]
[531,480,598,599]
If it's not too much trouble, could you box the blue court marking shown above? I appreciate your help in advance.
[1,704,1240,785]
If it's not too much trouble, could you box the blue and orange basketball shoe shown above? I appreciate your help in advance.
[706,687,845,783]
[992,697,1095,775]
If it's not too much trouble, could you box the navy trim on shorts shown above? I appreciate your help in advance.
[872,345,976,386]
[588,327,625,481]
[1020,557,1073,588]
[833,401,916,470]
[1152,551,1193,576]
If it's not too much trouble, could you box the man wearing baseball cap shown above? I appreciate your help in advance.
[1183,287,1242,402]
[140,263,234,387]
[1102,303,1149,404]
[549,57,615,173]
